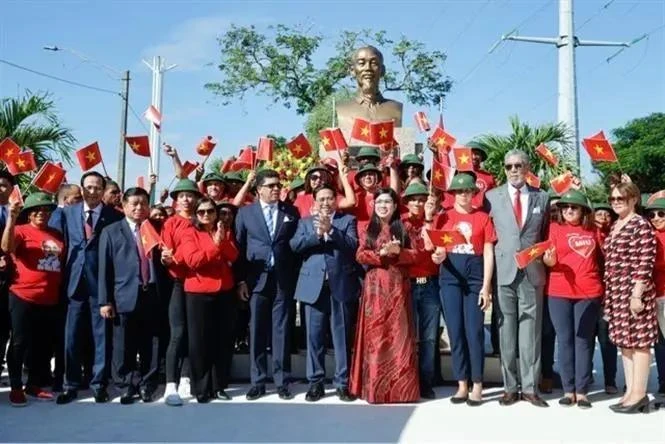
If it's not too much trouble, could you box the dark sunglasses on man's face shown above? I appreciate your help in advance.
[262,182,282,189]
[196,208,216,216]
[504,163,524,171]
[648,210,665,219]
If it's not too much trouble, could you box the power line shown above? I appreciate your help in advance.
[448,0,492,48]
[127,103,151,134]
[575,0,617,32]
[0,59,119,96]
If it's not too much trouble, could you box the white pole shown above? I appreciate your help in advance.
[148,56,158,176]
[557,0,580,167]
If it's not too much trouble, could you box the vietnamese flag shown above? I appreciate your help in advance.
[535,143,559,167]
[319,129,336,152]
[370,121,394,146]
[429,126,457,155]
[125,135,151,157]
[256,137,274,163]
[182,161,199,178]
[8,185,23,205]
[549,171,574,195]
[582,131,617,162]
[32,162,66,194]
[6,150,37,175]
[431,157,455,191]
[196,136,216,156]
[330,128,348,150]
[139,220,163,259]
[414,111,430,132]
[220,158,235,174]
[75,142,102,171]
[426,229,466,250]
[515,240,553,269]
[525,171,541,188]
[144,105,162,130]
[232,147,254,171]
[286,133,312,159]
[453,147,473,172]
[0,138,20,163]
[351,118,372,143]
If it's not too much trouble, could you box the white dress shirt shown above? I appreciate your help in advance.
[507,182,529,227]
[83,202,103,229]
[125,218,155,284]
[260,200,278,235]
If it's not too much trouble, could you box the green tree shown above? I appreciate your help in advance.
[593,112,665,193]
[304,89,354,148]
[474,116,574,187]
[0,91,76,184]
[205,25,452,114]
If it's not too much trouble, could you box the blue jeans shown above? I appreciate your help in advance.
[655,329,665,386]
[411,278,441,390]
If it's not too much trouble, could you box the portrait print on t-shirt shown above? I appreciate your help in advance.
[37,239,62,272]
[451,221,475,255]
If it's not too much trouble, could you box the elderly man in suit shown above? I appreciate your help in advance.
[50,171,124,404]
[486,149,550,408]
[98,187,159,404]
[235,169,300,400]
[290,184,359,402]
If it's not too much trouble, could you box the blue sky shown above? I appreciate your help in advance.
[1,0,663,190]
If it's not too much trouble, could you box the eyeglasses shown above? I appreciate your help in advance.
[309,174,322,181]
[609,196,626,203]
[559,204,581,211]
[648,210,665,219]
[261,182,282,189]
[196,208,216,216]
[504,163,524,171]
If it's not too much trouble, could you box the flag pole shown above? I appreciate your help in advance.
[100,158,110,178]
[332,96,336,127]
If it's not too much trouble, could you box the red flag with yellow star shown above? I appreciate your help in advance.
[232,147,254,171]
[330,128,348,150]
[549,171,574,195]
[426,229,466,250]
[220,158,235,174]
[75,142,102,171]
[286,133,312,159]
[431,157,455,191]
[32,162,66,194]
[139,220,163,259]
[525,171,541,188]
[9,185,23,205]
[0,138,20,163]
[429,126,457,156]
[515,240,553,269]
[582,131,617,162]
[453,147,473,172]
[257,137,274,162]
[535,143,559,167]
[125,135,151,157]
[181,161,199,178]
[6,150,37,175]
[370,121,394,146]
[351,118,372,143]
[414,111,430,132]
[318,129,336,152]
[196,136,216,156]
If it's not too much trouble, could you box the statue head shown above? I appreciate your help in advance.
[350,46,385,95]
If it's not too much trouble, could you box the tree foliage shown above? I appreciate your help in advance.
[474,116,575,188]
[206,25,452,114]
[304,89,354,148]
[593,112,665,194]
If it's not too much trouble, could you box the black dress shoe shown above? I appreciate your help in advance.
[466,398,483,407]
[336,387,356,402]
[613,396,650,414]
[450,395,468,404]
[658,383,665,396]
[120,387,138,405]
[55,390,78,405]
[93,388,110,403]
[277,386,293,400]
[521,393,549,408]
[140,387,155,403]
[305,384,325,402]
[246,386,266,401]
[577,399,592,409]
[558,396,575,406]
[196,394,211,403]
[499,392,519,406]
[420,387,436,400]
[214,390,231,401]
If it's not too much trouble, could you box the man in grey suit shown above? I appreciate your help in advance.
[486,149,550,407]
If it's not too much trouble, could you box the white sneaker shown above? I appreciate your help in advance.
[178,377,191,397]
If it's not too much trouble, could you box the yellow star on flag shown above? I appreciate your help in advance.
[361,126,370,137]
[436,136,447,147]
[5,148,14,157]
[16,159,26,168]
[46,173,57,183]
[458,154,470,164]
[528,248,541,257]
[441,234,453,244]
[434,170,443,180]
[594,145,604,154]
[293,144,302,154]
[555,175,566,183]
[321,137,331,147]
[379,128,388,140]
[545,150,554,159]
[131,142,141,151]
[85,151,96,162]
[141,235,148,246]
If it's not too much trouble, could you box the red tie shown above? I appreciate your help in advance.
[85,210,94,239]
[135,225,150,285]
[513,190,523,228]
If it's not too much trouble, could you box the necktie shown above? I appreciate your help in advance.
[0,206,6,229]
[513,189,523,228]
[264,205,276,267]
[85,210,94,239]
[135,224,150,285]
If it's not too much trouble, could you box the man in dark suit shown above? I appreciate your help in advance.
[50,171,123,404]
[235,169,300,400]
[0,171,15,381]
[98,187,159,404]
[290,184,359,402]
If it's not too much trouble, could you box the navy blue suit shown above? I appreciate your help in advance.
[290,213,359,388]
[49,203,123,391]
[235,200,300,387]
[98,219,158,390]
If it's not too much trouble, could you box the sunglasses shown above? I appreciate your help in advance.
[559,204,581,211]
[196,208,217,216]
[504,163,524,171]
[309,174,322,181]
[261,182,282,189]
[609,196,626,203]
[648,210,665,219]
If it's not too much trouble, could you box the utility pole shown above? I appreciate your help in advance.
[500,0,630,169]
[142,56,176,180]
[117,70,130,190]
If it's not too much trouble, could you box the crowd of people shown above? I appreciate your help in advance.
[1,142,664,415]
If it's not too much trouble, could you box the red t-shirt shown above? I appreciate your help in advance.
[653,230,665,298]
[403,215,440,278]
[348,189,376,223]
[546,222,604,299]
[162,214,193,280]
[433,209,497,255]
[10,224,64,305]
[293,193,345,218]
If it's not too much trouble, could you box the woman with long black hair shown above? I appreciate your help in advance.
[349,188,420,404]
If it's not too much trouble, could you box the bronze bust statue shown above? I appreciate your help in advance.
[335,46,403,129]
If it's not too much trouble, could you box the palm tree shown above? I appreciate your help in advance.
[0,91,76,175]
[474,116,574,187]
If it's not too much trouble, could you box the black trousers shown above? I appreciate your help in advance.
[7,293,57,390]
[186,291,235,396]
[0,279,10,371]
[112,285,159,390]
[166,280,189,383]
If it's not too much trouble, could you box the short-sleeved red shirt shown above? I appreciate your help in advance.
[654,229,665,298]
[432,208,496,255]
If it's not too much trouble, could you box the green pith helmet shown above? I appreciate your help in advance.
[400,154,424,169]
[557,189,591,210]
[447,173,479,192]
[592,202,612,212]
[354,163,383,186]
[403,182,429,198]
[21,192,56,214]
[169,179,201,199]
[305,165,328,178]
[355,146,381,160]
[466,140,487,161]
[224,171,246,184]
[646,197,665,211]
[201,172,226,185]
[289,177,305,191]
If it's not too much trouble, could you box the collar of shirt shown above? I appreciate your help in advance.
[83,202,103,215]
[508,182,528,198]
[260,201,277,212]
[125,218,139,233]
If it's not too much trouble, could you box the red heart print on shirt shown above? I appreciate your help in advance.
[567,234,596,258]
